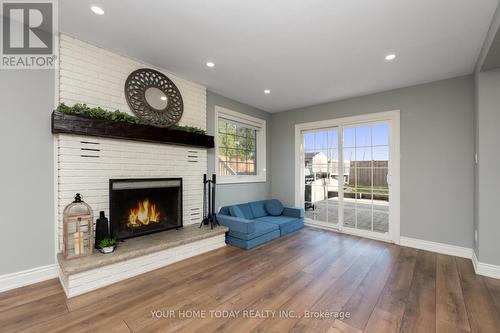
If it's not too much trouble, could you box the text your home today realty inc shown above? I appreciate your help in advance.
[151,309,351,320]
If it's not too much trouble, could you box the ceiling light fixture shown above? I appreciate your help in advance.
[264,89,271,94]
[385,53,396,61]
[206,61,215,68]
[90,6,104,15]
[160,96,167,101]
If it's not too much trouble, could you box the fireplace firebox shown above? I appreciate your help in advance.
[110,178,182,240]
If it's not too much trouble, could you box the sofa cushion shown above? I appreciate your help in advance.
[249,201,268,218]
[265,199,284,216]
[219,206,230,216]
[226,229,281,250]
[228,221,279,241]
[282,207,304,218]
[217,215,256,234]
[255,216,301,229]
[237,204,255,219]
[280,219,304,236]
[229,205,245,218]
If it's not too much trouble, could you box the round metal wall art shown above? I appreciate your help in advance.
[124,68,184,127]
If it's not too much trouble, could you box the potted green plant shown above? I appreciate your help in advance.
[99,238,117,254]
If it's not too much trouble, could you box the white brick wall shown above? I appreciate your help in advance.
[56,35,210,251]
[59,235,226,298]
[57,134,207,250]
[58,34,206,130]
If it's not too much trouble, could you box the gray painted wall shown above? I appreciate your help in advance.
[0,70,55,275]
[473,3,500,264]
[206,92,272,208]
[477,1,500,72]
[475,69,500,265]
[474,0,500,265]
[473,73,480,255]
[481,27,500,71]
[271,76,474,248]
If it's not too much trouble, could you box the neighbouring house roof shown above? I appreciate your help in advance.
[304,152,320,159]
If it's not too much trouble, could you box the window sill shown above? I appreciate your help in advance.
[217,176,267,185]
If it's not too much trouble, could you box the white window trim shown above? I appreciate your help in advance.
[214,106,267,184]
[294,110,400,244]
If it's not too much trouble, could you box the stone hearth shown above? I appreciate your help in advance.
[57,224,228,298]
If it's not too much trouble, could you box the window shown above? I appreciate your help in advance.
[215,106,266,183]
[218,120,257,176]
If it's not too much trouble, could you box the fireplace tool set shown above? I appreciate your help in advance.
[200,174,220,229]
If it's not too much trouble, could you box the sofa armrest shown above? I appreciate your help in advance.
[282,207,304,219]
[217,215,256,234]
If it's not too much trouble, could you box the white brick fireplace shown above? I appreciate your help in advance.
[56,136,207,250]
[54,34,226,297]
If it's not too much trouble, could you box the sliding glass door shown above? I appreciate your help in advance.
[299,115,397,240]
[341,123,389,233]
[303,128,340,226]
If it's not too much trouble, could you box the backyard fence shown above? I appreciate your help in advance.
[218,157,256,176]
[348,161,388,187]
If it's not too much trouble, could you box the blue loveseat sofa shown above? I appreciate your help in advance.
[217,199,304,249]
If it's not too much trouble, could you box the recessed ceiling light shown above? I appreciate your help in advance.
[160,96,167,101]
[385,53,396,61]
[90,6,104,15]
[206,61,215,68]
[264,89,271,94]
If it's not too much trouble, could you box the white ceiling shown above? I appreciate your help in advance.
[60,0,499,112]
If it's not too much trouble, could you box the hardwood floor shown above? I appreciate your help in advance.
[0,227,498,333]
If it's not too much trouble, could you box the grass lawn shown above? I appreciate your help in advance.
[350,186,389,195]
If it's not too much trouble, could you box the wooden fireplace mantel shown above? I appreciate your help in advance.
[51,111,215,148]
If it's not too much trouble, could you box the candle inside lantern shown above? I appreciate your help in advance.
[74,232,80,255]
[80,231,84,254]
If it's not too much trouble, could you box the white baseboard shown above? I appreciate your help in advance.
[2,239,497,296]
[304,220,341,232]
[305,221,394,243]
[400,236,472,259]
[0,264,58,293]
[472,251,500,279]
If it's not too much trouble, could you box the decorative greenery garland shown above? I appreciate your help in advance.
[56,103,206,135]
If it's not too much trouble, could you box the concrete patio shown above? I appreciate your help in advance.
[305,197,389,232]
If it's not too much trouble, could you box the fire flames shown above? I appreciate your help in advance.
[128,198,160,227]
